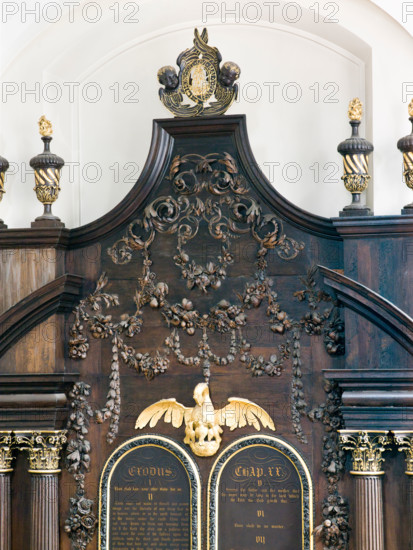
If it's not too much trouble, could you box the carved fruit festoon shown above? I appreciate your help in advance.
[135,383,275,457]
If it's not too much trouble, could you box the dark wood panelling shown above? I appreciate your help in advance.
[0,274,83,359]
[0,116,411,550]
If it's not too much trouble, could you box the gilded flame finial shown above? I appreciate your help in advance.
[38,115,53,137]
[348,98,363,122]
[408,99,413,117]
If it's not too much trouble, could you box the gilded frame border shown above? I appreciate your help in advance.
[98,434,202,550]
[207,434,314,550]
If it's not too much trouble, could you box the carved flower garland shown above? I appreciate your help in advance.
[65,151,346,550]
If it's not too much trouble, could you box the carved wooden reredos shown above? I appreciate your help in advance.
[0,27,412,550]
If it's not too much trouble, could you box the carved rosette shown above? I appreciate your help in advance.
[0,432,14,473]
[339,430,391,475]
[393,431,413,475]
[14,431,67,473]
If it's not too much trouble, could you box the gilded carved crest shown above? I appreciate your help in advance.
[157,28,240,117]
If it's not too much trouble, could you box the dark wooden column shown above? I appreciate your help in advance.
[14,431,67,550]
[393,432,413,550]
[0,432,14,550]
[339,430,391,550]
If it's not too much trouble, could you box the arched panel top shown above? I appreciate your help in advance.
[319,266,413,355]
[0,274,83,359]
[98,434,202,550]
[68,115,339,248]
[208,434,314,550]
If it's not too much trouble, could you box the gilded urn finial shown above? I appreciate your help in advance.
[337,97,373,217]
[157,28,241,117]
[397,100,413,213]
[29,116,65,227]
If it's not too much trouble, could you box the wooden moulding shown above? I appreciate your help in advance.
[332,214,413,238]
[0,373,79,430]
[324,369,413,429]
[319,266,413,355]
[0,274,83,359]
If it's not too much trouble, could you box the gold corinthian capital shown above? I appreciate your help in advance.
[393,431,413,475]
[14,430,67,474]
[0,431,14,473]
[339,430,391,475]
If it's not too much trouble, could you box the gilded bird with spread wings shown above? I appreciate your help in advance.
[135,383,275,457]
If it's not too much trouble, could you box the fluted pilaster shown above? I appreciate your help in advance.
[355,475,384,550]
[393,432,413,550]
[339,430,391,550]
[14,431,66,550]
[0,432,14,550]
[30,474,59,550]
[0,473,11,550]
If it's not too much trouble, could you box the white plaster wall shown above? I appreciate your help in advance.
[0,0,412,228]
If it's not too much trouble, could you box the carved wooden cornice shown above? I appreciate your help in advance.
[332,214,413,238]
[0,227,69,249]
[0,373,79,430]
[0,274,83,358]
[324,369,413,429]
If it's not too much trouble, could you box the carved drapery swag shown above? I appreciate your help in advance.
[65,151,345,550]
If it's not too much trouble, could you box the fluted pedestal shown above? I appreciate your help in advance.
[355,475,384,550]
[30,474,59,550]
